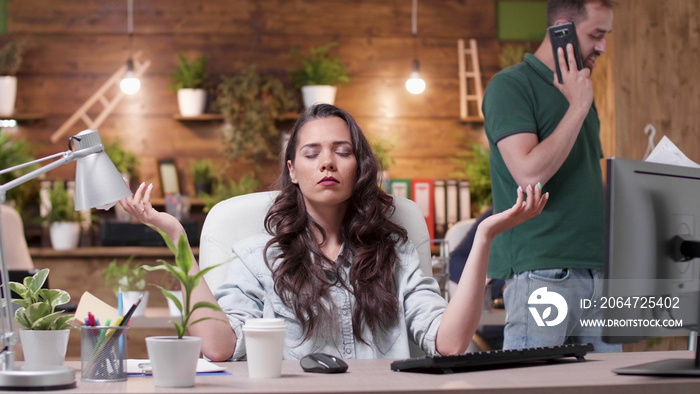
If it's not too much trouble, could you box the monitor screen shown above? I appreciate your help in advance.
[604,158,700,376]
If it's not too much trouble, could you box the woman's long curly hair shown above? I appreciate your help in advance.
[264,104,408,343]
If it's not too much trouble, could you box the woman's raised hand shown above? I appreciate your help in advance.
[118,182,186,241]
[479,184,549,239]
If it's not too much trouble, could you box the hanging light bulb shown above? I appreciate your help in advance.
[120,58,141,94]
[405,0,425,95]
[119,0,140,95]
[405,59,426,95]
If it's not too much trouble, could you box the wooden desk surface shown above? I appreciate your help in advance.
[39,351,700,393]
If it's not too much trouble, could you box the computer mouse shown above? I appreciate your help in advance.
[299,353,348,374]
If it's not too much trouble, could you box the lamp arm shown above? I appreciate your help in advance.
[0,152,66,177]
[0,145,103,196]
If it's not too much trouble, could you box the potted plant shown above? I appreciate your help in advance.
[451,142,492,215]
[0,129,38,217]
[9,268,73,366]
[170,53,210,117]
[43,181,82,250]
[201,172,259,213]
[289,42,351,108]
[216,66,298,164]
[191,159,214,196]
[104,256,150,317]
[0,40,25,116]
[142,229,223,387]
[103,138,140,221]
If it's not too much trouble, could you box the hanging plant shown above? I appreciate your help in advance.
[215,66,298,163]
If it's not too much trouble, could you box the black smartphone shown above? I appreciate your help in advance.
[548,22,584,84]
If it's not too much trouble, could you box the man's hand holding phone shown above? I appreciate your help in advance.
[555,43,593,111]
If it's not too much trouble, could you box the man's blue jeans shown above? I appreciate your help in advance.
[503,268,622,352]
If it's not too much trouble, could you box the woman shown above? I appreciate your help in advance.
[120,104,548,361]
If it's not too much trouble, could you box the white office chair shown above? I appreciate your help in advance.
[198,190,433,356]
[0,204,34,271]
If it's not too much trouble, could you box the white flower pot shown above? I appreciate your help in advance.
[121,290,149,317]
[49,222,81,250]
[20,329,70,367]
[177,88,207,117]
[0,76,17,116]
[301,85,337,108]
[166,290,183,317]
[146,336,202,387]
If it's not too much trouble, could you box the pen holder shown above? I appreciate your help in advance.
[80,326,129,382]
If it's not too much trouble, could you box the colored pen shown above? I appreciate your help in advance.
[120,292,144,326]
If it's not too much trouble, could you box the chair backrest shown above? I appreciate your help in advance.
[443,218,476,256]
[0,204,34,271]
[199,191,432,293]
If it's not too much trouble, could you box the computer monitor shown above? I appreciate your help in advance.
[604,157,700,376]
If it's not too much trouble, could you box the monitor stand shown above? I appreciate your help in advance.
[614,337,700,377]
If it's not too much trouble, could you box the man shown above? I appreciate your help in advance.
[482,0,620,352]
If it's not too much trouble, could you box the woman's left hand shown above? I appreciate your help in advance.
[479,184,548,238]
[119,182,186,240]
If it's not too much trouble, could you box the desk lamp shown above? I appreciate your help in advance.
[0,129,132,390]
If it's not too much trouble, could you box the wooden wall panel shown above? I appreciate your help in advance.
[613,0,700,161]
[4,0,513,195]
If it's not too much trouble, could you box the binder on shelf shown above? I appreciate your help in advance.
[390,179,411,200]
[459,180,471,220]
[446,180,459,228]
[434,180,447,239]
[411,178,435,240]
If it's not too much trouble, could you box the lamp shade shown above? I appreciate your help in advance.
[72,129,132,211]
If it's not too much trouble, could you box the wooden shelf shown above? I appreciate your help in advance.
[0,112,46,124]
[150,197,205,206]
[458,116,484,124]
[174,112,299,122]
[173,113,224,121]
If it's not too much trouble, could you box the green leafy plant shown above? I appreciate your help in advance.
[451,142,492,214]
[104,138,140,179]
[143,229,223,339]
[216,66,298,162]
[499,44,527,70]
[201,173,259,213]
[43,181,81,224]
[370,136,396,172]
[289,42,351,88]
[9,269,73,330]
[169,53,210,91]
[0,130,38,214]
[0,40,26,76]
[104,256,148,294]
[191,159,214,184]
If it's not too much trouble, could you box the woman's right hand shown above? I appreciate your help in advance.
[119,182,186,241]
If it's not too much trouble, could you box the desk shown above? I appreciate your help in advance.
[35,351,700,393]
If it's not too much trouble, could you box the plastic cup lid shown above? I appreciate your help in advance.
[243,318,287,331]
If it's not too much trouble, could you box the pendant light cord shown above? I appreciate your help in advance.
[411,0,418,37]
[126,0,134,58]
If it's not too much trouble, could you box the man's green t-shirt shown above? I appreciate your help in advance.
[483,53,605,279]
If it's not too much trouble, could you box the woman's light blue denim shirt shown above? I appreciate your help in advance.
[213,233,446,360]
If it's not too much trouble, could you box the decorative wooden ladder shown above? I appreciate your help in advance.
[457,39,484,122]
[50,51,151,143]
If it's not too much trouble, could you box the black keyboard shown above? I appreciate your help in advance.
[390,343,594,374]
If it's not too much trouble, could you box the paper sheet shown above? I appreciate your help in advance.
[645,136,700,167]
[126,358,226,374]
[74,291,121,325]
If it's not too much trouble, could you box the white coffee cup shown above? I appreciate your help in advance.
[242,318,287,379]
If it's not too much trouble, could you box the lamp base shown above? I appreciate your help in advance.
[0,365,76,391]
